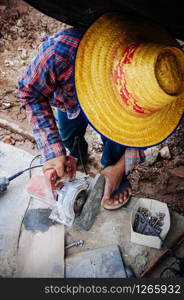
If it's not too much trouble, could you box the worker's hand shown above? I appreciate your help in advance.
[43,155,77,189]
[65,155,77,178]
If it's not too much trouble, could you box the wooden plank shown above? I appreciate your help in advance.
[15,198,65,278]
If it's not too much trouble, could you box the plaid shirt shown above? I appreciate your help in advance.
[17,27,83,162]
[17,27,145,170]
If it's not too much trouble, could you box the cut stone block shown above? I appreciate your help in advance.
[65,244,127,278]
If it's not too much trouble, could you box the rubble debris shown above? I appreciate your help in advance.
[0,5,6,13]
[0,40,5,53]
[16,19,23,28]
[143,146,160,166]
[2,102,11,109]
[2,136,15,145]
[168,166,184,178]
[20,48,29,60]
[173,156,184,166]
[159,146,171,159]
[4,60,14,67]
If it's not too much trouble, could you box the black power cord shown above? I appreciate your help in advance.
[77,138,88,175]
[29,154,42,178]
[71,136,88,175]
[0,163,43,192]
[8,164,43,181]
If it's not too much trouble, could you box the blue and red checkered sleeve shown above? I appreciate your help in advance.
[17,40,66,162]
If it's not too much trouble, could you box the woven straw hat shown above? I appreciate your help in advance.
[75,13,184,148]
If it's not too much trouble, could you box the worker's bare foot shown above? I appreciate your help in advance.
[101,161,132,209]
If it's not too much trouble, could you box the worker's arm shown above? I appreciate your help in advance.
[17,37,76,179]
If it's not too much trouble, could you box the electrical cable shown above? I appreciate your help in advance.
[71,136,88,175]
[29,154,42,178]
[77,139,88,175]
[7,164,43,181]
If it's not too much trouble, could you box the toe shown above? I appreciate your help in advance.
[113,194,119,205]
[128,187,132,196]
[123,187,132,201]
[101,196,113,206]
[123,189,128,201]
[107,198,113,205]
[119,193,124,203]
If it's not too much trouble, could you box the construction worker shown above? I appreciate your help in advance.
[17,13,184,209]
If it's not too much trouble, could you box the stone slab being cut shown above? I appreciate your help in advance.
[65,244,127,278]
[74,173,105,231]
[15,198,65,278]
[0,142,36,277]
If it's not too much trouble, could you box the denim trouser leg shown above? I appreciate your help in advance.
[56,109,128,168]
[56,109,88,162]
[100,136,126,168]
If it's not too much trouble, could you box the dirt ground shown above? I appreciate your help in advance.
[0,0,184,216]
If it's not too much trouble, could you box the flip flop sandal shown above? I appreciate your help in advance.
[102,178,132,210]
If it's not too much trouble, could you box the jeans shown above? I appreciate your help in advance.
[56,110,126,168]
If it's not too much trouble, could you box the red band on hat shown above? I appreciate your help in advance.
[122,43,140,64]
[114,43,154,114]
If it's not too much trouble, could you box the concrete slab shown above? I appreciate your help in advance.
[0,142,36,276]
[0,142,65,278]
[15,198,65,278]
[65,245,127,278]
[65,197,184,277]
